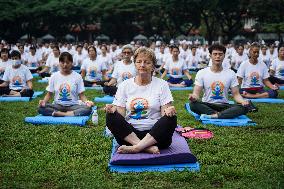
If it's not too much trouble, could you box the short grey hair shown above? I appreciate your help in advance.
[121,44,134,53]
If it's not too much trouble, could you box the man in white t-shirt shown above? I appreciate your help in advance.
[38,46,60,78]
[0,50,34,97]
[188,44,254,119]
[237,43,278,99]
[269,45,284,86]
[0,48,11,83]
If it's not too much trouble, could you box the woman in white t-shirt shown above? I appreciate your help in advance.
[269,45,284,86]
[105,47,177,154]
[161,46,193,87]
[0,48,11,84]
[231,44,248,72]
[237,43,278,99]
[26,46,42,73]
[103,45,136,96]
[38,45,60,78]
[189,44,254,119]
[0,50,34,97]
[38,52,94,117]
[73,44,86,70]
[81,46,108,87]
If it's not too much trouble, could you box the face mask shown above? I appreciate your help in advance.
[12,60,22,67]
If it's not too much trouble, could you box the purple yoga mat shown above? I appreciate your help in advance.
[110,132,197,165]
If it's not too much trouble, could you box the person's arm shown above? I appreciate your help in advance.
[26,80,33,89]
[105,104,126,117]
[38,92,53,107]
[160,69,168,79]
[102,69,109,80]
[105,78,117,86]
[0,81,9,87]
[38,66,49,74]
[81,69,86,78]
[231,86,248,105]
[263,78,278,90]
[237,76,243,86]
[183,70,192,80]
[188,85,202,102]
[161,102,176,117]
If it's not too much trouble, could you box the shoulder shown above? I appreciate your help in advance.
[119,77,134,88]
[152,77,168,88]
[196,67,209,76]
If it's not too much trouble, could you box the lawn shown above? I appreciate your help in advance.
[0,77,283,188]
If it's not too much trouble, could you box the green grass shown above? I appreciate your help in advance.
[0,77,283,188]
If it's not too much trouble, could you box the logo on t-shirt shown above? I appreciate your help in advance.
[129,98,149,119]
[58,83,72,101]
[31,62,37,67]
[210,81,224,99]
[278,66,284,77]
[88,67,97,79]
[171,68,180,75]
[121,72,133,81]
[12,76,23,87]
[250,72,260,86]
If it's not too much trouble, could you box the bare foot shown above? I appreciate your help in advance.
[144,146,160,154]
[117,145,139,154]
[52,111,66,117]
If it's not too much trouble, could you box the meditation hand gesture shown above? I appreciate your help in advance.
[188,94,198,102]
[271,85,278,90]
[85,100,94,107]
[104,104,116,113]
[164,106,176,117]
[241,100,250,106]
[38,100,46,107]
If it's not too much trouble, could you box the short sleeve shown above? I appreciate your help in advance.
[230,72,239,88]
[236,64,244,78]
[25,68,33,81]
[112,82,127,107]
[182,60,188,70]
[194,70,203,87]
[2,67,10,81]
[269,60,276,71]
[262,65,270,79]
[111,64,118,79]
[159,81,173,106]
[46,75,55,92]
[77,75,85,94]
[163,61,170,70]
[80,60,87,70]
[101,61,107,71]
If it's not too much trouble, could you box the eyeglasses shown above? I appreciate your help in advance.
[122,51,132,54]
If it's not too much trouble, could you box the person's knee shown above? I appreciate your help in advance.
[267,90,278,98]
[74,106,92,116]
[183,79,193,87]
[38,107,49,116]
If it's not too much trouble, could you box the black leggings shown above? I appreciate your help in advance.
[106,112,177,149]
[190,101,248,119]
[103,86,117,96]
[83,79,110,87]
[0,86,34,97]
[268,76,284,85]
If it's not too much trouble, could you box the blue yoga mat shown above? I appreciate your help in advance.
[247,98,284,104]
[170,87,193,91]
[103,127,113,137]
[94,96,114,103]
[37,79,48,83]
[25,115,90,126]
[0,91,44,102]
[32,73,39,77]
[85,86,103,90]
[279,86,284,90]
[25,106,96,126]
[184,103,256,127]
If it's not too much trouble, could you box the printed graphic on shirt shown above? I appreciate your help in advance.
[52,65,59,72]
[58,83,72,101]
[171,67,180,75]
[121,72,133,81]
[88,67,97,79]
[210,81,224,99]
[12,76,23,87]
[278,67,284,76]
[31,62,37,67]
[250,72,260,86]
[129,98,149,119]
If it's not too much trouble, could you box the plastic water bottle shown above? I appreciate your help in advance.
[92,109,98,125]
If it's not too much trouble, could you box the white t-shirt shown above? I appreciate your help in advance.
[26,54,41,68]
[164,58,187,78]
[186,54,201,69]
[81,58,107,81]
[155,52,167,66]
[0,59,11,80]
[231,54,248,70]
[3,64,33,90]
[237,60,270,88]
[270,58,284,80]
[46,71,85,106]
[73,53,87,67]
[98,54,113,70]
[45,54,59,73]
[259,53,271,68]
[113,77,173,131]
[111,61,136,86]
[195,67,238,104]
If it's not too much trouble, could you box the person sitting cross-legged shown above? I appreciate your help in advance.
[38,52,93,117]
[189,44,255,119]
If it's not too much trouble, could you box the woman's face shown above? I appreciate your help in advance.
[88,48,97,58]
[237,46,244,55]
[172,47,180,57]
[53,48,60,57]
[279,47,284,57]
[135,53,154,75]
[59,58,73,73]
[1,52,8,61]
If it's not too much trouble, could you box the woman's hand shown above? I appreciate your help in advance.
[188,93,198,102]
[85,100,94,107]
[38,100,46,107]
[164,106,177,117]
[104,104,116,113]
